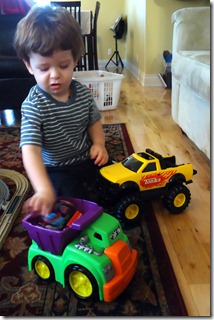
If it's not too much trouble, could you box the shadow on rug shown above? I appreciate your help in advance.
[0,124,187,316]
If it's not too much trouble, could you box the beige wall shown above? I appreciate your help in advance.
[81,0,210,76]
[81,0,126,61]
[135,0,210,74]
[125,0,146,73]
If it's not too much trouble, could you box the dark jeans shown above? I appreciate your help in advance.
[46,158,111,201]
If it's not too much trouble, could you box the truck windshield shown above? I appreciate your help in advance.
[122,156,143,172]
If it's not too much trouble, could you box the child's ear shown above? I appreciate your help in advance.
[74,57,79,67]
[23,60,34,75]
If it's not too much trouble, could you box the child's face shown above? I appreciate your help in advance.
[24,50,77,102]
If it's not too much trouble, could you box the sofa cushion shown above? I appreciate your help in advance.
[0,14,25,55]
[172,50,210,102]
[0,14,31,79]
[0,77,36,109]
[172,8,210,52]
[0,56,31,78]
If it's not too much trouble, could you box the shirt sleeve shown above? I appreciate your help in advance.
[86,88,101,127]
[20,89,43,148]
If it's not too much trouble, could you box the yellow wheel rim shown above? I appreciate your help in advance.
[35,260,50,279]
[174,193,186,207]
[69,271,93,298]
[125,204,139,220]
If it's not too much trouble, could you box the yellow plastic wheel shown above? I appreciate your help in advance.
[69,270,93,298]
[173,193,186,208]
[116,194,143,225]
[125,204,139,220]
[35,260,51,280]
[163,184,191,214]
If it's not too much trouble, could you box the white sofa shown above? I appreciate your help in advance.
[171,7,210,159]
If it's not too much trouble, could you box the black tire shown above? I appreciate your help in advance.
[66,265,98,300]
[32,256,55,281]
[116,194,143,225]
[163,184,191,214]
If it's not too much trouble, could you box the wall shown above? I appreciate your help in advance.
[146,0,210,74]
[126,0,210,85]
[125,0,146,78]
[81,0,126,63]
[81,0,210,85]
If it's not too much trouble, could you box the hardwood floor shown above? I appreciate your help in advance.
[100,69,210,316]
[0,68,210,316]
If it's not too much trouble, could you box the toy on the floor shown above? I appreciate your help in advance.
[0,169,30,250]
[97,148,197,225]
[38,199,82,230]
[162,50,172,88]
[0,179,10,210]
[22,197,138,302]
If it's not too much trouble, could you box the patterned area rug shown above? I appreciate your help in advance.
[0,124,187,316]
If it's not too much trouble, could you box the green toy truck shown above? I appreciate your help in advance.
[22,198,138,302]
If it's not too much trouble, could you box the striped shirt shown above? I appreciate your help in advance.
[20,80,101,166]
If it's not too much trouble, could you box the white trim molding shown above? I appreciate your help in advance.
[126,61,164,87]
[98,60,164,87]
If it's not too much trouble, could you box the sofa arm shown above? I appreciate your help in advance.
[172,7,210,53]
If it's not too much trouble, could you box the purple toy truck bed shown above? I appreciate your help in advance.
[22,197,103,255]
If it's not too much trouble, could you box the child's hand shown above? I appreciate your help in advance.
[90,144,109,166]
[23,190,56,216]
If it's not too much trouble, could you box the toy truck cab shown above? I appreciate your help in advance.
[97,149,197,224]
[22,198,137,302]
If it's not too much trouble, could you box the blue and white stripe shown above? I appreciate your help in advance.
[20,80,101,166]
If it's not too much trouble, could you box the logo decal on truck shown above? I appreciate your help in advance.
[110,226,121,240]
[140,170,177,188]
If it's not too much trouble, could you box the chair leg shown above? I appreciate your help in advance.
[86,34,94,70]
[92,35,98,70]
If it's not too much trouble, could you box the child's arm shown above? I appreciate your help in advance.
[88,120,109,166]
[22,144,56,215]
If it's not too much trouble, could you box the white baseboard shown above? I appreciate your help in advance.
[126,61,164,87]
[98,60,164,87]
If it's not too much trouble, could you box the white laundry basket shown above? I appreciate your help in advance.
[73,70,124,111]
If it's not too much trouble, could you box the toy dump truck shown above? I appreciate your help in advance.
[22,197,137,302]
[97,148,197,224]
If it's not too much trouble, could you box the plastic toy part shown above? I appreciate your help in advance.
[39,200,83,230]
[68,268,94,298]
[22,197,138,302]
[0,179,10,209]
[22,198,103,255]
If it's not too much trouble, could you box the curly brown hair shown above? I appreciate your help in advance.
[14,5,84,63]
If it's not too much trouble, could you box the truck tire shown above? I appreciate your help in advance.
[66,265,98,300]
[163,184,191,214]
[116,194,143,225]
[32,256,54,281]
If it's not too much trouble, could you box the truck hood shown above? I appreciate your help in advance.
[100,163,133,183]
